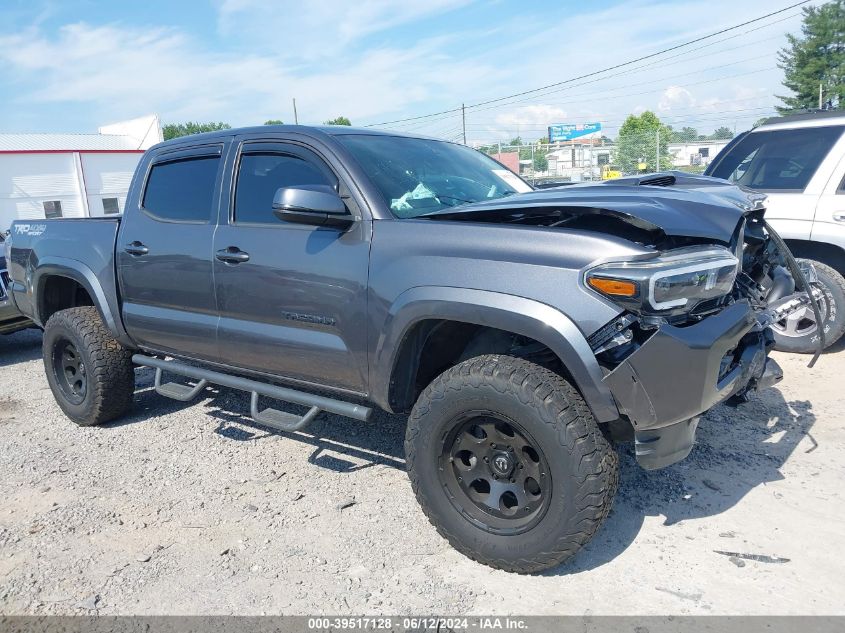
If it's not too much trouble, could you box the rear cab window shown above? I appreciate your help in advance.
[708,125,845,192]
[142,153,221,222]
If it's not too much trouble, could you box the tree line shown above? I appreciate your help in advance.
[162,116,352,140]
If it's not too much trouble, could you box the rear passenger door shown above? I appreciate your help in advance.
[212,139,370,394]
[117,143,225,361]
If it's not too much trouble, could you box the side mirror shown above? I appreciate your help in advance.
[272,186,355,228]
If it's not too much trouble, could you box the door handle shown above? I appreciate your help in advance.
[216,247,250,264]
[124,241,149,256]
[833,212,845,223]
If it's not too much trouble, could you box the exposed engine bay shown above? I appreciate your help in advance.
[424,172,821,468]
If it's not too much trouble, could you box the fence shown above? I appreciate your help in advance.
[478,131,734,185]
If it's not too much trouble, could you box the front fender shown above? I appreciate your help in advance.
[31,257,132,346]
[371,286,619,423]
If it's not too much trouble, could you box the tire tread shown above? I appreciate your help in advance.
[43,306,134,426]
[405,354,618,574]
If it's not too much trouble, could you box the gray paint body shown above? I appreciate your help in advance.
[5,125,756,428]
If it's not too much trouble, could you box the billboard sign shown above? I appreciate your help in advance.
[548,122,602,143]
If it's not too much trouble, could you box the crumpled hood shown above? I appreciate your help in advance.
[425,172,765,244]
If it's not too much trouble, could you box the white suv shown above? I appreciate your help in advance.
[706,111,845,353]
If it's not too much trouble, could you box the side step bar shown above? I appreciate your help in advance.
[132,354,372,432]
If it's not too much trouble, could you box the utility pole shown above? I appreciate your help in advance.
[655,129,660,172]
[820,82,824,110]
[292,98,299,125]
[461,103,467,145]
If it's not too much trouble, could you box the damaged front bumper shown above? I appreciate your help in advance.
[603,300,781,470]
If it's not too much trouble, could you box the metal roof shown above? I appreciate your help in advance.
[0,133,143,152]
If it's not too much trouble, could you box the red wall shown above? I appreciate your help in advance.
[490,152,520,174]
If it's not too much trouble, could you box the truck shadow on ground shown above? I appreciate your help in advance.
[554,386,816,576]
[107,366,409,472]
[107,360,817,576]
[0,328,42,367]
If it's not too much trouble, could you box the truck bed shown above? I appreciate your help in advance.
[7,217,122,328]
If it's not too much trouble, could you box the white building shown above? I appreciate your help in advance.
[546,142,614,181]
[667,140,730,168]
[0,115,162,232]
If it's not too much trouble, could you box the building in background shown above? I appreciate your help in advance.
[667,139,731,168]
[546,140,614,182]
[0,114,162,231]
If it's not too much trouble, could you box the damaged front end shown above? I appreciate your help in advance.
[585,200,818,470]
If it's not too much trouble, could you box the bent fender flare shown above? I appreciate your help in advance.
[31,257,133,347]
[372,286,619,422]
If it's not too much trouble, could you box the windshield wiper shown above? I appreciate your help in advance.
[436,194,475,206]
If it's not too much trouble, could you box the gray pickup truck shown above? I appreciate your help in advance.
[5,126,811,573]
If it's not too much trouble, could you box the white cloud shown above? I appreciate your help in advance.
[494,105,568,127]
[0,21,495,126]
[216,0,474,59]
[0,0,809,138]
[658,86,696,111]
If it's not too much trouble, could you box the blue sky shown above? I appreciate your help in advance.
[0,0,817,142]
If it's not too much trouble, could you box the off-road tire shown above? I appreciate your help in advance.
[772,259,845,354]
[42,306,135,426]
[405,354,618,574]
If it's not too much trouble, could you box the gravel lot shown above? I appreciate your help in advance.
[1,327,843,615]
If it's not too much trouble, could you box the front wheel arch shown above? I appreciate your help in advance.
[373,288,620,423]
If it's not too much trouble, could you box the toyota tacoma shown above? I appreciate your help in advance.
[5,126,814,573]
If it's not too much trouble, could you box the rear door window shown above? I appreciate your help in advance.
[142,155,220,222]
[708,125,845,192]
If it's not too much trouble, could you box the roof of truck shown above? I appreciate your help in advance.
[756,110,845,131]
[151,125,436,151]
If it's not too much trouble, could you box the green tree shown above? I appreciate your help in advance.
[161,121,231,140]
[709,126,734,140]
[777,0,845,113]
[615,111,672,173]
[752,117,771,128]
[670,126,700,142]
[324,116,352,126]
[264,119,284,125]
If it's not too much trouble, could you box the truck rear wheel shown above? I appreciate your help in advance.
[405,354,618,574]
[772,259,845,354]
[42,306,135,426]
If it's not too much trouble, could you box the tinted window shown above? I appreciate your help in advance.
[235,153,334,224]
[708,126,845,192]
[143,156,219,222]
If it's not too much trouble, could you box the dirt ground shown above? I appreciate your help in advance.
[0,327,842,615]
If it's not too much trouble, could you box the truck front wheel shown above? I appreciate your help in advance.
[405,354,618,574]
[42,306,135,426]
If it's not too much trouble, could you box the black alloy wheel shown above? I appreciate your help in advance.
[439,412,551,535]
[51,337,87,405]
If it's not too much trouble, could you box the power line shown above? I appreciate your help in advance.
[364,1,810,129]
[428,66,778,137]
[463,11,803,114]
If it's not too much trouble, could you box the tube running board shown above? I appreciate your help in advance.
[132,354,372,432]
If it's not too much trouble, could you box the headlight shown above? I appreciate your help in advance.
[585,247,739,314]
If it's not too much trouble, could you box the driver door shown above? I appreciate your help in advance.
[213,139,371,394]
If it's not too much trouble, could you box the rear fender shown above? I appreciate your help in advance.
[31,257,132,346]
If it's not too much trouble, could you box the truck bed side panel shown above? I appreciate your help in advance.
[7,218,129,343]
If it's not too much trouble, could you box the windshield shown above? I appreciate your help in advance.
[336,134,532,218]
[708,125,845,192]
